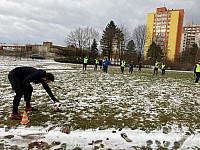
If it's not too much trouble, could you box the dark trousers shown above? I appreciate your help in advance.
[8,72,32,114]
[100,65,102,70]
[162,69,165,75]
[153,68,158,76]
[195,72,200,83]
[83,63,87,70]
[129,67,133,74]
[139,66,142,71]
[121,67,125,73]
[103,65,108,73]
[94,64,98,70]
[99,64,102,70]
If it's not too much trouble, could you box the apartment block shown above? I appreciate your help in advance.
[181,22,200,52]
[144,7,184,62]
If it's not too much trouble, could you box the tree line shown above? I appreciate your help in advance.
[57,20,200,70]
[57,20,146,65]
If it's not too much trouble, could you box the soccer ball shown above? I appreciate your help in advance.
[54,102,62,112]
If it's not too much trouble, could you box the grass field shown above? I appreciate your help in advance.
[0,59,199,149]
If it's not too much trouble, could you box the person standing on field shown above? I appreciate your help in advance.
[83,56,88,70]
[103,58,110,73]
[153,60,159,76]
[129,61,134,74]
[194,60,200,84]
[121,60,126,74]
[161,62,166,75]
[94,58,98,70]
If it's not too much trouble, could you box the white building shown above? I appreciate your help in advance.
[181,22,200,52]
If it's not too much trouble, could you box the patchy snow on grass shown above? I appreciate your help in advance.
[0,58,200,149]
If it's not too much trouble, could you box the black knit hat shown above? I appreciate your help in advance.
[45,73,54,82]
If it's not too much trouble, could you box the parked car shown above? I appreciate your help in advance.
[30,54,45,59]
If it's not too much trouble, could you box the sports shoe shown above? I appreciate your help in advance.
[9,113,22,120]
[24,106,38,111]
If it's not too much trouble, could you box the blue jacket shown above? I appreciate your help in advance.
[103,60,110,67]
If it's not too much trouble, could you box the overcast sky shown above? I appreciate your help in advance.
[0,0,199,46]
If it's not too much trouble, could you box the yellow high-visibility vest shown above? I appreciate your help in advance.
[155,62,159,68]
[95,59,98,64]
[162,64,166,69]
[84,58,88,63]
[196,64,200,72]
[121,61,126,67]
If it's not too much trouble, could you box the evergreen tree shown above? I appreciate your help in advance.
[180,46,189,64]
[189,43,198,64]
[180,43,199,64]
[123,40,137,62]
[100,20,124,60]
[90,39,98,59]
[126,40,136,54]
[146,42,164,62]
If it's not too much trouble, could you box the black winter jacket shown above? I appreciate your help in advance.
[8,66,56,101]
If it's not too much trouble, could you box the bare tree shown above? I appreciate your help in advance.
[66,26,100,50]
[133,24,146,53]
[119,24,131,49]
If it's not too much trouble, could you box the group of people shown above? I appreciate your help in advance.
[152,60,200,84]
[153,60,166,76]
[83,56,111,73]
[121,60,136,74]
[84,56,168,76]
[83,56,144,74]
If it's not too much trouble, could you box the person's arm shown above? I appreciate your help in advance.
[42,82,59,102]
[194,65,197,73]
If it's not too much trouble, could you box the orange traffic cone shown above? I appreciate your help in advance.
[20,111,30,125]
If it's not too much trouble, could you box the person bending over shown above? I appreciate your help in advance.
[8,66,59,120]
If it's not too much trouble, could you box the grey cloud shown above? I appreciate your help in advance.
[0,0,199,45]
